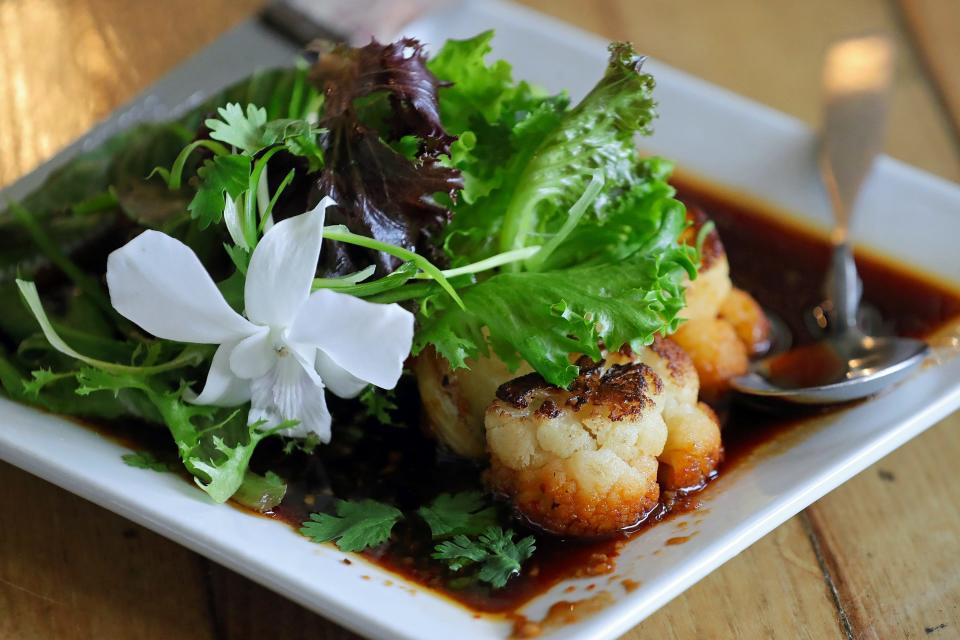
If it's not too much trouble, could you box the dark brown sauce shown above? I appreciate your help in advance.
[73,177,960,617]
[674,177,960,342]
[665,534,696,546]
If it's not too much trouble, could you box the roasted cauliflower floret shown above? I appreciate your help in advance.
[609,338,722,491]
[485,359,666,537]
[672,317,748,403]
[417,207,770,460]
[719,286,772,356]
[673,207,770,400]
[679,207,731,323]
[413,347,529,458]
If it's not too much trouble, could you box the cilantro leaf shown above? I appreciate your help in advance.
[122,451,171,472]
[206,103,324,170]
[418,491,498,539]
[187,154,250,228]
[432,535,489,571]
[475,529,536,589]
[432,527,536,588]
[301,499,403,552]
[206,103,268,154]
[359,385,398,425]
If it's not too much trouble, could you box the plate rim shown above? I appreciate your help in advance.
[2,2,960,639]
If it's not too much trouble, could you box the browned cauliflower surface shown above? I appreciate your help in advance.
[609,338,722,492]
[485,340,721,537]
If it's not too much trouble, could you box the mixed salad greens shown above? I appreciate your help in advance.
[0,32,698,583]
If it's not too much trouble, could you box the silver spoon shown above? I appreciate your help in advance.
[731,34,929,405]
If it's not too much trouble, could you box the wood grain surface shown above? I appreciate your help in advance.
[898,0,960,152]
[1,1,959,639]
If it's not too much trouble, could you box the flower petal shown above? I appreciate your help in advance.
[315,349,367,398]
[107,230,256,344]
[256,165,270,218]
[248,353,332,441]
[289,288,414,390]
[223,196,248,249]
[191,342,253,406]
[244,197,335,328]
[228,326,276,379]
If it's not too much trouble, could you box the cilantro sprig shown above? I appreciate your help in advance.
[301,499,404,552]
[433,527,536,589]
[359,385,399,426]
[299,492,535,590]
[418,491,499,539]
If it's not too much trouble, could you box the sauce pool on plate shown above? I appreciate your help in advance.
[80,177,960,616]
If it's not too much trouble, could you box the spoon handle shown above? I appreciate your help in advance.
[819,34,894,331]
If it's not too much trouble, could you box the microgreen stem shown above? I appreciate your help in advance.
[414,246,542,280]
[313,263,418,298]
[694,220,715,257]
[322,226,465,309]
[17,279,207,376]
[259,168,295,233]
[288,65,306,118]
[245,146,284,248]
[312,265,376,289]
[525,173,604,272]
[152,139,230,190]
[365,282,440,305]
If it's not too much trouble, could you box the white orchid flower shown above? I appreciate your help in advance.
[105,197,415,442]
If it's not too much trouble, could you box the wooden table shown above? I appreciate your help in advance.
[1,1,958,638]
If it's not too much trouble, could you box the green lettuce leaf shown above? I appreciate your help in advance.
[539,157,687,270]
[75,366,272,503]
[429,31,567,262]
[415,246,694,387]
[492,42,657,256]
[421,39,695,386]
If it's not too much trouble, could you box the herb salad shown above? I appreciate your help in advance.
[0,31,712,592]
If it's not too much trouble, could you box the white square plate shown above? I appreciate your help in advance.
[2,2,959,639]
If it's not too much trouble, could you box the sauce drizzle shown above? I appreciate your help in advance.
[76,177,960,616]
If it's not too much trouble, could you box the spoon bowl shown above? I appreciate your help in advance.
[731,333,929,404]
